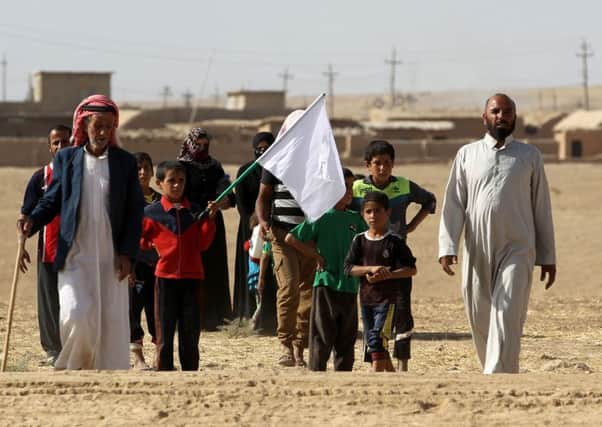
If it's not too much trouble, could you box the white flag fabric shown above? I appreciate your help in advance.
[257,95,345,222]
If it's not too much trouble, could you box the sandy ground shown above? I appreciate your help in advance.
[0,162,601,426]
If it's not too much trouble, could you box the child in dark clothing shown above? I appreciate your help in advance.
[140,161,217,371]
[129,152,161,370]
[344,191,417,372]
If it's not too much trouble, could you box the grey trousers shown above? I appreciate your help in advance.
[37,260,61,357]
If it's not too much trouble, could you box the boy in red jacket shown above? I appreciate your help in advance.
[140,161,217,371]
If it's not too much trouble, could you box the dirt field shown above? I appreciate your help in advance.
[0,162,600,426]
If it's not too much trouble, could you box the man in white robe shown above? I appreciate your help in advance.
[21,95,143,370]
[438,93,556,374]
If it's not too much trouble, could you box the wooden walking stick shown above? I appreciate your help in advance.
[1,233,26,372]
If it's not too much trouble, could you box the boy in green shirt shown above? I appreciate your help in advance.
[285,169,367,370]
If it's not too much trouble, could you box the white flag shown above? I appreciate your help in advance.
[257,94,345,222]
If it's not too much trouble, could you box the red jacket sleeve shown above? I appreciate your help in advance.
[198,218,216,252]
[140,217,156,250]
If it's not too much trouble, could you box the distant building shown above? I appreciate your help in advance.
[33,71,112,112]
[367,109,537,141]
[0,71,112,136]
[226,90,285,117]
[554,110,602,160]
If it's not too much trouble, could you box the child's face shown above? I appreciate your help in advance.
[137,160,153,189]
[158,169,186,203]
[335,176,355,209]
[366,154,394,185]
[362,201,390,232]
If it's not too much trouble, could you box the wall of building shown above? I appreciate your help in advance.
[0,136,560,168]
[555,130,602,160]
[227,92,285,117]
[0,114,72,137]
[33,73,111,113]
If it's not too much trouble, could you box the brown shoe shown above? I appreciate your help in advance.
[278,345,295,367]
[293,345,306,368]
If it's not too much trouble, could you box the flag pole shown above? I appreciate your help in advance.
[197,93,327,217]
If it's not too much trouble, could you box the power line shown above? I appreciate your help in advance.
[384,48,402,108]
[182,89,193,108]
[278,67,294,92]
[160,85,172,108]
[212,85,222,107]
[189,50,215,124]
[322,64,338,116]
[576,39,594,110]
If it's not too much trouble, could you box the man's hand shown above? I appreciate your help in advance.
[439,255,458,276]
[540,264,556,290]
[259,220,271,240]
[17,215,33,238]
[117,255,132,281]
[18,247,31,274]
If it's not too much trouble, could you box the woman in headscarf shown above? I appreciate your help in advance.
[20,94,144,370]
[233,132,277,334]
[178,128,234,330]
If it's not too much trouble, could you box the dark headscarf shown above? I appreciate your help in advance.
[177,127,211,162]
[252,131,275,158]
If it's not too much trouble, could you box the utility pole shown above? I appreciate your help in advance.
[160,85,172,108]
[182,89,193,109]
[384,48,402,109]
[322,64,338,117]
[278,67,294,93]
[1,54,7,102]
[576,39,594,110]
[213,86,220,106]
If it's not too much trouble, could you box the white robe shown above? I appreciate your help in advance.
[438,134,555,373]
[54,148,130,370]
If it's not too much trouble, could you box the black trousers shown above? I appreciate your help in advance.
[309,286,358,371]
[129,262,156,343]
[37,261,61,357]
[155,278,201,371]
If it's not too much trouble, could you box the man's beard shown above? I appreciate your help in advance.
[487,121,515,141]
[88,138,108,153]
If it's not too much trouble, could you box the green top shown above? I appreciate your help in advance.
[291,209,367,294]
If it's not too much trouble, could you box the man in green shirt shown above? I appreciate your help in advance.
[285,169,367,370]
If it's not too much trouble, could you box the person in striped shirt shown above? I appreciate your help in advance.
[256,168,315,367]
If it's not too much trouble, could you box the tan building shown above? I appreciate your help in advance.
[554,110,602,160]
[226,90,285,117]
[33,71,112,112]
[367,109,527,141]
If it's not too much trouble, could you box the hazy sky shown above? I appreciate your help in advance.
[2,0,602,102]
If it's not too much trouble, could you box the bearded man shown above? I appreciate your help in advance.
[438,93,556,374]
[20,94,143,370]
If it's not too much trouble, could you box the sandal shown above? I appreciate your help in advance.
[278,353,295,367]
[295,358,307,368]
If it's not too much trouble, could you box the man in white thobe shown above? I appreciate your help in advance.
[438,93,556,374]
